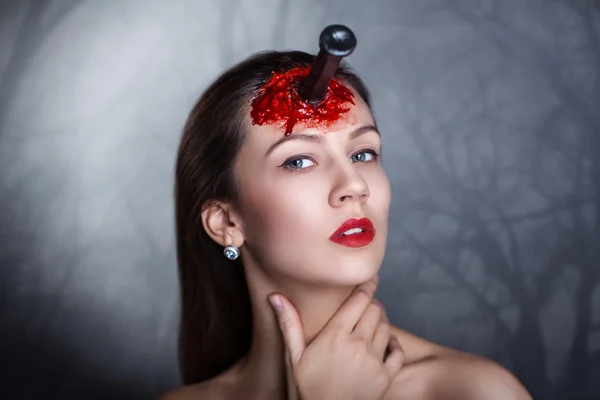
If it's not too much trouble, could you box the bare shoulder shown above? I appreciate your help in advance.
[388,325,449,363]
[387,325,532,400]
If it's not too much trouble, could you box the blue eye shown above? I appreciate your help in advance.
[351,150,378,163]
[283,157,316,170]
[281,150,379,172]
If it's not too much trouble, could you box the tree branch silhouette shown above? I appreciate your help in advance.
[399,225,514,340]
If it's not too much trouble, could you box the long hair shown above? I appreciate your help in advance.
[174,50,373,384]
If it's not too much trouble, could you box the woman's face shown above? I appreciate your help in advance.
[234,92,391,286]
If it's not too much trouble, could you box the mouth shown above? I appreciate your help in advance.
[329,217,376,248]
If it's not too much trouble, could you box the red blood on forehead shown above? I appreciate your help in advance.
[250,66,355,136]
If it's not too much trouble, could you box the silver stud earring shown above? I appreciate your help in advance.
[223,245,240,260]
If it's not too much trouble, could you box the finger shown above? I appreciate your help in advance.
[285,348,300,400]
[269,294,306,364]
[374,299,389,325]
[352,301,382,341]
[325,276,379,332]
[372,301,390,357]
[384,337,405,376]
[372,320,390,357]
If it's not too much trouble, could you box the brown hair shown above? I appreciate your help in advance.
[174,50,373,384]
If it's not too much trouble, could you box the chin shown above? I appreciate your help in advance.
[271,241,385,286]
[326,258,381,286]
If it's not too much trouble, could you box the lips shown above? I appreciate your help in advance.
[329,217,376,248]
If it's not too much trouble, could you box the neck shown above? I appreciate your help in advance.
[233,266,358,399]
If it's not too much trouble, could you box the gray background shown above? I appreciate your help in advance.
[1,0,598,399]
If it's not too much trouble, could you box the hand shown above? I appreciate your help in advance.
[269,277,405,400]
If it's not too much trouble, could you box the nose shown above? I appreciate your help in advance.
[329,163,370,207]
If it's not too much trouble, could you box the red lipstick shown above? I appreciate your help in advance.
[329,217,375,248]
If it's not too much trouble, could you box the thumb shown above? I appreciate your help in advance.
[285,348,300,400]
[269,294,305,364]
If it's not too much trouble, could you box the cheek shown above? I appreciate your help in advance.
[372,172,391,242]
[239,176,332,280]
[367,168,392,215]
[240,175,324,248]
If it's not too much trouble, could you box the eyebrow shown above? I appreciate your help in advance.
[265,124,380,157]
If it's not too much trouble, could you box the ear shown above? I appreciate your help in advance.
[201,201,245,248]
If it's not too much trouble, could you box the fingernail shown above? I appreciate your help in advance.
[269,295,283,312]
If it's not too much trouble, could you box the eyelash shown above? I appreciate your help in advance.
[280,149,380,172]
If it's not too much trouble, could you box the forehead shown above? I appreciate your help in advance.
[243,93,376,145]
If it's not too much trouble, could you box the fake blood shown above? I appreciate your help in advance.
[250,66,355,136]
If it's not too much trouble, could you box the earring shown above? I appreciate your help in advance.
[223,245,240,260]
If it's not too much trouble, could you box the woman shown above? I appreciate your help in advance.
[160,50,531,399]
